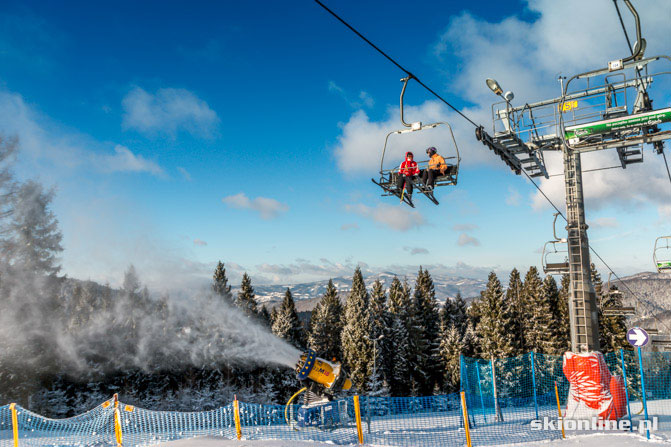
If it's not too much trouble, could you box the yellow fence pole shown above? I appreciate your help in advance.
[353,395,364,445]
[113,393,123,447]
[460,392,472,447]
[554,381,565,439]
[233,396,242,440]
[9,403,19,447]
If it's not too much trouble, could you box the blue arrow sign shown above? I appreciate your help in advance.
[627,327,649,347]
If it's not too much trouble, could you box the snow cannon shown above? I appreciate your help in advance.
[295,349,352,396]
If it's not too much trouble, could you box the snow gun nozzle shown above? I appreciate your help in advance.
[295,349,352,395]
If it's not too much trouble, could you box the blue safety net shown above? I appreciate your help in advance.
[2,349,671,446]
[1,400,115,447]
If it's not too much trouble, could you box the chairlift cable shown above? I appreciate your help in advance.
[662,150,671,187]
[314,0,480,128]
[317,0,670,332]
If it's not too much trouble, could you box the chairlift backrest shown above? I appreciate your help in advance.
[654,236,671,273]
[377,77,461,187]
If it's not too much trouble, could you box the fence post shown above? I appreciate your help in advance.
[620,349,633,431]
[233,395,242,441]
[113,394,123,447]
[9,403,19,447]
[531,352,539,421]
[353,395,364,445]
[460,391,472,447]
[474,361,486,423]
[490,356,503,422]
[554,381,565,439]
[637,346,650,439]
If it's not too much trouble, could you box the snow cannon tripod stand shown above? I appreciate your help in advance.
[285,350,353,430]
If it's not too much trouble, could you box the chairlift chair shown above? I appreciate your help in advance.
[542,240,570,275]
[372,76,461,207]
[541,213,570,275]
[654,236,671,273]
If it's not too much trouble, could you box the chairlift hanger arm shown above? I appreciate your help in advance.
[621,0,645,62]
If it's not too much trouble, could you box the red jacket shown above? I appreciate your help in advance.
[398,152,419,177]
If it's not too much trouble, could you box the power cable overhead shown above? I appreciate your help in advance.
[313,0,480,128]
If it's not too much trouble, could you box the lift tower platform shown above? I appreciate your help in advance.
[477,41,671,351]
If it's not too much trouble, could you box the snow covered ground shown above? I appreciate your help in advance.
[156,433,669,446]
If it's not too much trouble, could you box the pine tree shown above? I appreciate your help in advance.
[411,268,441,395]
[271,288,304,349]
[506,268,525,352]
[438,323,464,393]
[385,277,412,396]
[212,261,233,304]
[7,181,63,276]
[236,273,258,317]
[368,280,389,395]
[599,284,629,352]
[308,279,343,360]
[476,272,517,358]
[590,263,603,299]
[0,135,17,260]
[341,267,372,391]
[258,305,271,327]
[540,275,565,354]
[557,274,571,352]
[516,266,552,352]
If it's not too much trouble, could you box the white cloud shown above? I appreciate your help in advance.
[222,193,289,220]
[345,203,426,231]
[177,166,192,181]
[328,81,374,109]
[99,145,164,176]
[340,223,359,231]
[452,223,478,232]
[193,239,207,247]
[591,217,619,229]
[403,246,429,255]
[506,187,521,206]
[0,88,165,177]
[457,233,480,247]
[122,87,219,138]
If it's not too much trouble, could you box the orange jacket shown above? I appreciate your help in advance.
[428,153,447,172]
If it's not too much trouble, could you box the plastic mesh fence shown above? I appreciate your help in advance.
[1,401,115,447]
[2,349,671,446]
[118,403,237,446]
[359,394,467,447]
[0,405,12,446]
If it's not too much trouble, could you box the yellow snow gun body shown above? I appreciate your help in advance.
[295,349,352,395]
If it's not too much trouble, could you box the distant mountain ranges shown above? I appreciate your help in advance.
[234,271,671,322]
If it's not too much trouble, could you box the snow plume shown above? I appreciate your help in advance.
[0,279,302,378]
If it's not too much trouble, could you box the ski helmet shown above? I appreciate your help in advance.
[426,146,437,156]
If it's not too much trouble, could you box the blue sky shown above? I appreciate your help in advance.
[0,0,669,292]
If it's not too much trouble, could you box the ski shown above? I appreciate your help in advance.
[371,178,415,208]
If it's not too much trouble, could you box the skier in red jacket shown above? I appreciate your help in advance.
[396,151,419,199]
